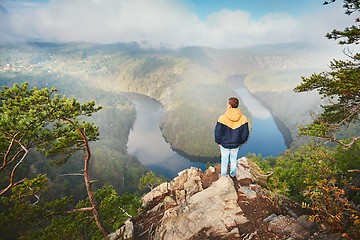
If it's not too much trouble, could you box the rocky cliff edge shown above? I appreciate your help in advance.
[105,157,342,240]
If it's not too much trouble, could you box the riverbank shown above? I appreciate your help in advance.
[127,84,288,178]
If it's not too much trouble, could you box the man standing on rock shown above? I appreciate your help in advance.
[214,97,249,177]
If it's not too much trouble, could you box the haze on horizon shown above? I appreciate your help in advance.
[0,0,351,49]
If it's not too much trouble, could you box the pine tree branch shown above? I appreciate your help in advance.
[330,136,359,148]
[0,132,23,171]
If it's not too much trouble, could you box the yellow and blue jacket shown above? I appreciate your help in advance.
[214,108,249,149]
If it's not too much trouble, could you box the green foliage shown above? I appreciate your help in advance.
[261,142,360,199]
[138,171,165,191]
[259,144,334,201]
[96,185,141,229]
[0,79,147,236]
[0,82,107,238]
[257,142,360,237]
[27,185,141,240]
[294,56,360,142]
[290,4,360,235]
[0,80,106,200]
[91,147,147,194]
[0,82,102,178]
[0,175,73,240]
[0,82,121,238]
[1,182,141,240]
[22,216,83,240]
[324,0,360,45]
[303,178,360,238]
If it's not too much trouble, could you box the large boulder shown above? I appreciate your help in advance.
[154,176,247,239]
[142,167,203,209]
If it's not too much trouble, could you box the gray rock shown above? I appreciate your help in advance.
[142,167,203,208]
[297,215,317,231]
[268,215,311,240]
[104,219,133,240]
[238,186,257,199]
[142,182,169,208]
[208,166,216,172]
[264,213,278,223]
[163,195,177,209]
[154,176,248,239]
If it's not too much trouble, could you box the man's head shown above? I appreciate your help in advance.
[228,97,239,108]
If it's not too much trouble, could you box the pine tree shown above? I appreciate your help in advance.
[294,0,360,148]
[0,82,110,237]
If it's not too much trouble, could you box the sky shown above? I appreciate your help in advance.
[0,0,352,49]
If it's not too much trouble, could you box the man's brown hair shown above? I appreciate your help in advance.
[228,97,239,108]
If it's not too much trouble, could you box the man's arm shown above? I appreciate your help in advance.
[240,122,249,144]
[214,122,223,145]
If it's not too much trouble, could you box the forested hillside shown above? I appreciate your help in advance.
[0,41,332,158]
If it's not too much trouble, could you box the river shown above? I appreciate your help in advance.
[127,88,287,178]
[127,94,206,179]
[235,88,287,157]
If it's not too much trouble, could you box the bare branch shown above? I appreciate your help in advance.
[59,173,84,177]
[330,136,360,149]
[32,194,40,205]
[0,178,27,196]
[2,134,15,169]
[0,140,29,196]
[29,187,41,205]
[119,207,132,218]
[337,105,360,127]
[65,207,94,214]
[1,132,23,171]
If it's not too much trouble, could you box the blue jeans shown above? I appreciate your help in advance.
[220,146,239,177]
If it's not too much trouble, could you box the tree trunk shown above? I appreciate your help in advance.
[77,128,109,237]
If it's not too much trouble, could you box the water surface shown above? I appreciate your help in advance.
[127,95,206,179]
[235,88,287,157]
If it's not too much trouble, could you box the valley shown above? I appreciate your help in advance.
[0,41,335,187]
[0,41,332,149]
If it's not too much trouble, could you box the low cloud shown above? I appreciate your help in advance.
[0,0,350,48]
